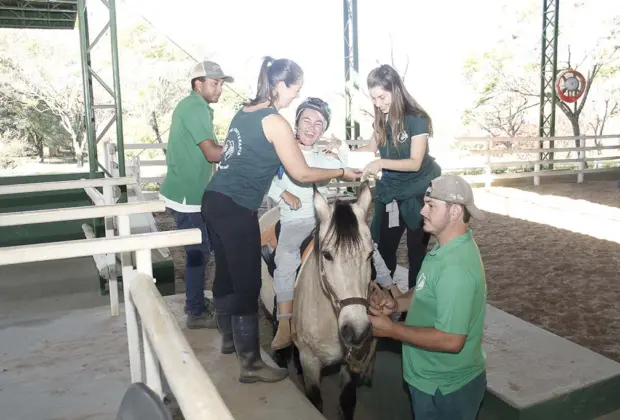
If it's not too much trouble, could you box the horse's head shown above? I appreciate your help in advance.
[313,181,374,348]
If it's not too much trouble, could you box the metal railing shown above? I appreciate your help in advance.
[113,134,620,196]
[0,189,234,420]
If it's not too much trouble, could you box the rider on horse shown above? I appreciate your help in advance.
[266,97,393,350]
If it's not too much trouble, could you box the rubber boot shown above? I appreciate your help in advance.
[213,295,235,354]
[232,313,288,383]
[271,318,293,350]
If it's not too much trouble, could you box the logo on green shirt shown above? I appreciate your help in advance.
[220,128,242,170]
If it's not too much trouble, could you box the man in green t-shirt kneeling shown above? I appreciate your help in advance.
[369,174,487,420]
[159,61,233,329]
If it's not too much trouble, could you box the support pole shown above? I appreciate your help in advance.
[108,0,126,177]
[77,0,98,177]
[76,0,127,179]
[343,0,360,142]
[538,0,559,178]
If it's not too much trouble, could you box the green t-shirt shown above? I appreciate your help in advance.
[207,107,281,211]
[403,229,487,395]
[159,91,216,207]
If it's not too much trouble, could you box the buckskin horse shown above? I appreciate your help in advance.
[259,181,378,420]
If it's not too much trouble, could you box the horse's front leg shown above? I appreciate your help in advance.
[298,346,323,413]
[338,365,357,420]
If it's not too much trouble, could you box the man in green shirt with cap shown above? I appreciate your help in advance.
[159,60,234,329]
[368,174,487,420]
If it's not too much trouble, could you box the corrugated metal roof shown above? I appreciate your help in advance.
[0,0,77,30]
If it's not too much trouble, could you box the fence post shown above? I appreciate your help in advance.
[577,136,585,183]
[484,139,492,189]
[103,183,119,316]
[136,248,163,398]
[534,138,541,186]
[118,214,144,383]
[133,156,141,185]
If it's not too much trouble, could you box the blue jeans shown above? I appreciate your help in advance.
[408,372,487,420]
[168,209,211,316]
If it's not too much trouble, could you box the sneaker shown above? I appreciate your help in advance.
[186,311,218,329]
[184,296,213,316]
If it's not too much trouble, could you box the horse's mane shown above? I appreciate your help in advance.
[314,199,362,253]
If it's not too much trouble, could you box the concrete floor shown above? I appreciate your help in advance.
[2,258,620,420]
[0,259,328,420]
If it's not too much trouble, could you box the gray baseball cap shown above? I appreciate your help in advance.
[425,174,485,220]
[190,61,234,83]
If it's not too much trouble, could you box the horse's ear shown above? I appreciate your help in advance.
[313,184,330,222]
[356,180,373,216]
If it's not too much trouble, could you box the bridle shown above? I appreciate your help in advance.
[317,251,377,376]
[317,251,372,317]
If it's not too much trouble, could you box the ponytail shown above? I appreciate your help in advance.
[247,56,276,106]
[246,56,303,107]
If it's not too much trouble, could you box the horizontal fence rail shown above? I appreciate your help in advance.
[0,201,165,227]
[0,176,138,195]
[0,230,200,266]
[117,134,620,195]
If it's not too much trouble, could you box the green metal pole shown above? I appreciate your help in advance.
[108,0,126,177]
[351,0,359,140]
[549,0,559,164]
[538,0,548,140]
[76,0,97,177]
[343,0,352,141]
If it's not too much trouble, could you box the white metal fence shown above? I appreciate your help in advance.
[0,179,234,420]
[118,134,620,195]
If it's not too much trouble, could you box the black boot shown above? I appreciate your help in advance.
[232,313,288,383]
[213,296,235,354]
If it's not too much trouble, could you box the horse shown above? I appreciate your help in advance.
[259,181,378,420]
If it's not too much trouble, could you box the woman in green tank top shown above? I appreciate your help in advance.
[357,64,442,293]
[202,56,361,385]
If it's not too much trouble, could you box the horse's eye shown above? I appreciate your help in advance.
[322,251,333,261]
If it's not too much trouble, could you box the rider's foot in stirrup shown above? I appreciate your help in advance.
[271,318,293,350]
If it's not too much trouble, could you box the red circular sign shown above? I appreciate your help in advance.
[556,70,586,103]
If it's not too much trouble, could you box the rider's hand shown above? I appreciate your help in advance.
[341,167,362,181]
[281,191,301,210]
[362,159,383,179]
[324,135,342,153]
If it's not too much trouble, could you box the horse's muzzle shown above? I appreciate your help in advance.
[340,322,372,348]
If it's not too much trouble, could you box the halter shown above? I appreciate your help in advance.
[316,243,378,377]
[317,253,372,317]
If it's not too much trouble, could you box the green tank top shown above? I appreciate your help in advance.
[206,107,282,211]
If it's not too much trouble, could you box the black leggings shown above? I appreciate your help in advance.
[202,190,261,315]
[372,203,430,290]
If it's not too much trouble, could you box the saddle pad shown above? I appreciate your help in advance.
[260,222,278,249]
[300,238,314,266]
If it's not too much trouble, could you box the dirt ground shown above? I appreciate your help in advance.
[155,178,620,365]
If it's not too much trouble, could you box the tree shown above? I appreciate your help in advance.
[462,51,540,143]
[0,32,92,166]
[462,11,620,152]
[0,88,69,162]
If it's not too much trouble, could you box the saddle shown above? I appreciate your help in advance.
[260,220,315,278]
